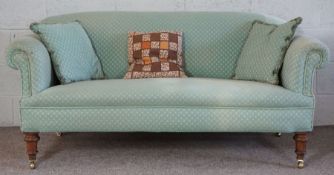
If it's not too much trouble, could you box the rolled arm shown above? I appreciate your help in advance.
[7,36,56,97]
[281,36,329,96]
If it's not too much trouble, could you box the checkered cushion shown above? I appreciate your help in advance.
[124,31,186,79]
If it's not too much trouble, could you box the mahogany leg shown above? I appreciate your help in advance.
[293,132,308,169]
[24,132,40,169]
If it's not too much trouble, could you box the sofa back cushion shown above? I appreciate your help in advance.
[30,21,104,84]
[42,12,283,79]
[234,17,302,84]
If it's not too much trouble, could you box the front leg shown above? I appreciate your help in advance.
[293,132,308,169]
[24,132,40,169]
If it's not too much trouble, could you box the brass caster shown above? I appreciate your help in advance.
[56,132,62,137]
[297,160,304,169]
[276,132,282,137]
[29,160,36,169]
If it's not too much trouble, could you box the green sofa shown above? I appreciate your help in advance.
[7,12,329,169]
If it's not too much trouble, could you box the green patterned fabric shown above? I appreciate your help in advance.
[282,36,329,96]
[7,37,56,97]
[30,22,104,84]
[22,78,313,108]
[42,12,282,79]
[6,12,329,133]
[234,18,302,84]
[21,108,313,133]
[20,78,313,133]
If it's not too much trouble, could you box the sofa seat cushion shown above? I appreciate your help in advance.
[21,78,313,108]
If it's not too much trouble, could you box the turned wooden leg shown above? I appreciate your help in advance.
[24,132,40,169]
[293,132,308,169]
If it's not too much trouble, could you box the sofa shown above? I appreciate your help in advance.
[7,12,329,169]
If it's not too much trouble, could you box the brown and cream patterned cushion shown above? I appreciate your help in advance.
[124,31,187,79]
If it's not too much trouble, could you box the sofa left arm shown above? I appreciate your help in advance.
[7,36,56,97]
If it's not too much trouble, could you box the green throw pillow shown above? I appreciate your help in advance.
[30,21,104,84]
[234,17,302,84]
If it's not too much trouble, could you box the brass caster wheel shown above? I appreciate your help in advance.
[29,160,36,169]
[56,132,62,137]
[275,132,282,137]
[297,160,304,169]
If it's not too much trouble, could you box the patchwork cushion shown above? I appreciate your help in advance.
[234,17,302,84]
[30,21,104,84]
[124,31,186,79]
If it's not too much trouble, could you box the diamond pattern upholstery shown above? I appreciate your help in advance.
[21,108,313,133]
[22,78,313,108]
[234,18,302,84]
[42,12,281,79]
[30,22,104,84]
[6,12,329,133]
[282,36,329,96]
[7,36,56,97]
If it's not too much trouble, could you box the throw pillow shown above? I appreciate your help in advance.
[30,21,104,84]
[234,17,303,84]
[124,31,186,79]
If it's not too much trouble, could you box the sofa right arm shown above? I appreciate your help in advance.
[281,36,329,97]
[7,36,56,97]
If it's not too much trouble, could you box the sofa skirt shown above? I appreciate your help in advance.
[20,107,314,133]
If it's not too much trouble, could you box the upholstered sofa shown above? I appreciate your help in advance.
[7,12,329,169]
